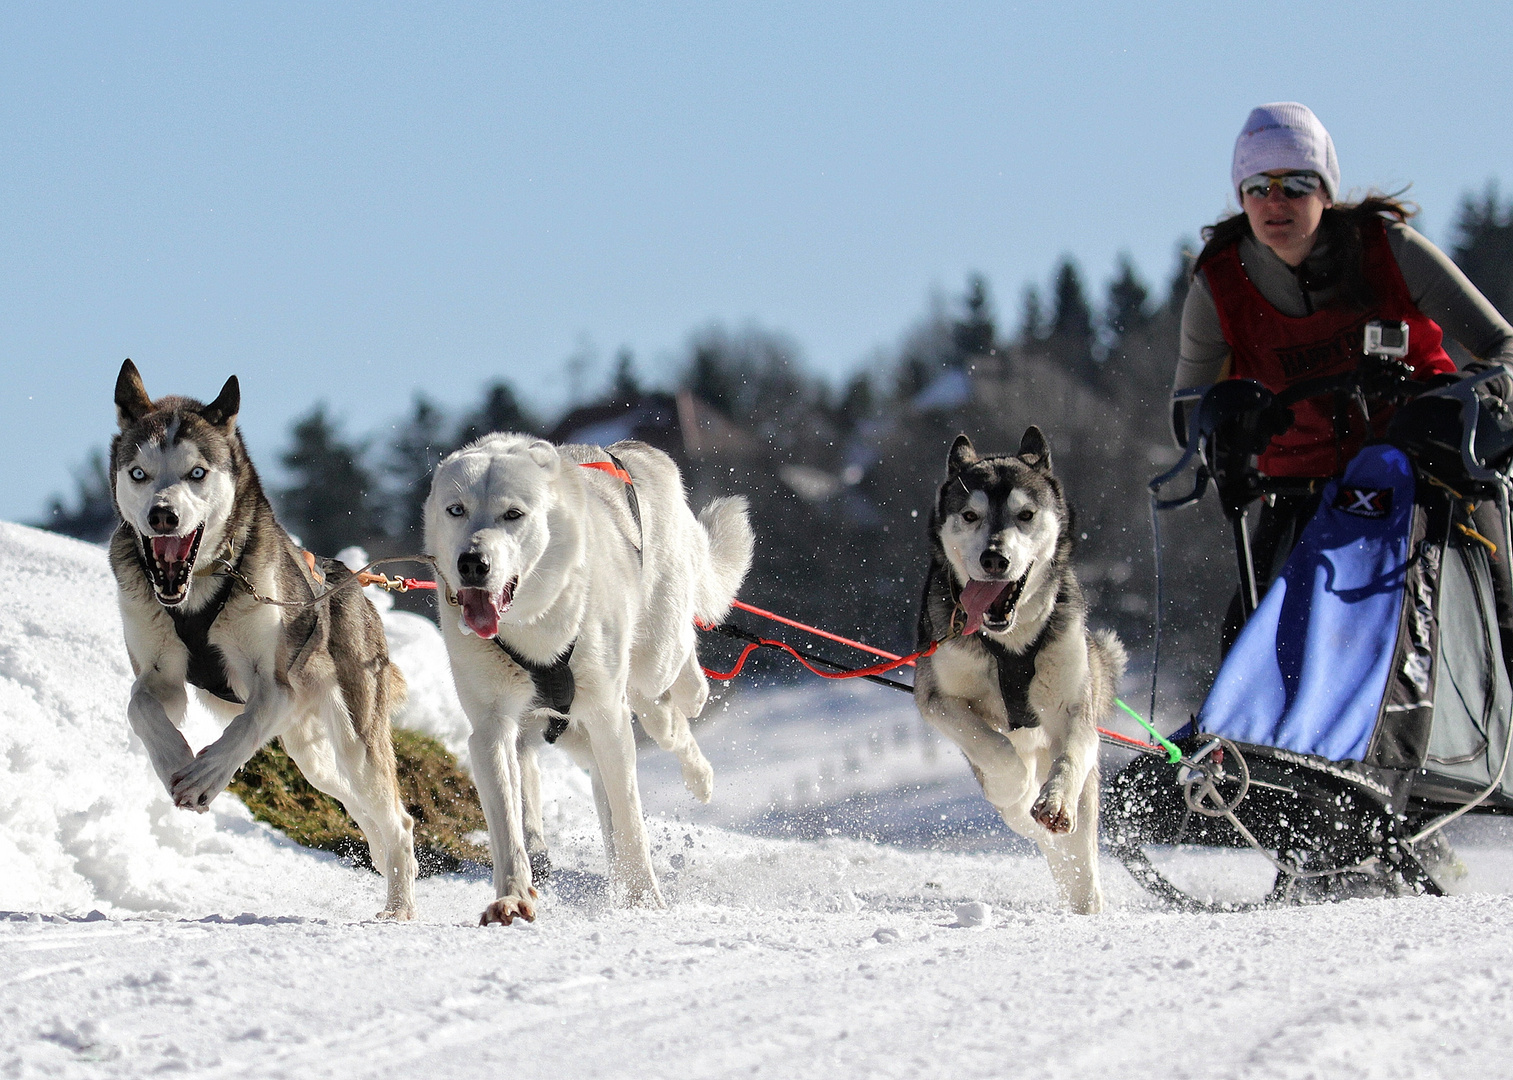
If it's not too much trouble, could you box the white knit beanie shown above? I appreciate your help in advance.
[1231,102,1339,200]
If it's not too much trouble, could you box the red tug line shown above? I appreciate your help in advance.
[701,599,1164,756]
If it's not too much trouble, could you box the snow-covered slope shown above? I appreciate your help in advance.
[5,521,1513,1079]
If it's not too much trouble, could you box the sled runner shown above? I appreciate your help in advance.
[1108,355,1513,908]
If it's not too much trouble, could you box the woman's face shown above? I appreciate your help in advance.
[1241,170,1332,267]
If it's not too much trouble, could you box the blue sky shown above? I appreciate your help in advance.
[3,2,1510,522]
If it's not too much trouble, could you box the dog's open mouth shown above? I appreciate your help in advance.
[457,576,519,639]
[141,526,205,607]
[958,566,1031,635]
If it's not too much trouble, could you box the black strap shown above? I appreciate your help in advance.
[165,570,244,705]
[977,620,1054,730]
[495,638,576,743]
[607,451,643,560]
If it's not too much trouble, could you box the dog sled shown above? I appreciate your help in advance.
[1105,345,1513,908]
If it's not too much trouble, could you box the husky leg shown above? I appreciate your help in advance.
[1035,774,1104,914]
[468,712,537,925]
[918,696,1032,800]
[1028,712,1100,836]
[631,662,714,803]
[169,682,293,813]
[281,708,419,920]
[517,732,552,886]
[126,676,196,792]
[584,702,663,908]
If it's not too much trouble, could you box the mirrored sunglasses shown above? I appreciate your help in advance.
[1239,172,1323,200]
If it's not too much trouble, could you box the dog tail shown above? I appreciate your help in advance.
[1091,628,1127,692]
[694,496,754,624]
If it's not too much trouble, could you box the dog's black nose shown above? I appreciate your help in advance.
[457,550,490,587]
[980,549,1009,577]
[148,505,179,534]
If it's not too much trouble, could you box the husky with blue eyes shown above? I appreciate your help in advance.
[913,428,1124,914]
[108,359,418,920]
[424,433,753,926]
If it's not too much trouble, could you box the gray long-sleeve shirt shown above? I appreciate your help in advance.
[1175,221,1513,392]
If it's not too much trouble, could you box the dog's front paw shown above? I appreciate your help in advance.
[169,752,237,814]
[681,753,714,804]
[1031,785,1076,834]
[376,903,415,922]
[480,888,539,926]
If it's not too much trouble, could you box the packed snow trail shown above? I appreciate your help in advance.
[4,521,1513,1079]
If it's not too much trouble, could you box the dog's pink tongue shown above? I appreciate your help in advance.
[151,534,196,563]
[458,588,500,639]
[958,579,1009,636]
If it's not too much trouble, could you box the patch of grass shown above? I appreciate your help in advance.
[229,729,490,876]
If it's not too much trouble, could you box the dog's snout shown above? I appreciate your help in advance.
[979,549,1009,577]
[457,550,491,587]
[147,504,179,534]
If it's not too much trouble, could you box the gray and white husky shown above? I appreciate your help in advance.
[109,360,418,919]
[913,429,1124,914]
[424,433,753,925]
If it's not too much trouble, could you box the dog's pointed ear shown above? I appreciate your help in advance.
[948,434,977,474]
[526,438,561,477]
[1018,426,1052,471]
[115,359,153,428]
[199,376,240,429]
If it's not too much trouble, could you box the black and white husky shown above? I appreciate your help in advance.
[913,429,1124,914]
[109,360,418,919]
[424,433,753,925]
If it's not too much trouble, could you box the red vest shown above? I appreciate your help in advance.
[1205,217,1455,476]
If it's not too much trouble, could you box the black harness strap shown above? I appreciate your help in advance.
[495,638,576,743]
[166,572,245,705]
[977,618,1055,730]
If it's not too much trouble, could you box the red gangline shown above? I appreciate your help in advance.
[710,599,1164,755]
[703,637,938,683]
[730,599,909,664]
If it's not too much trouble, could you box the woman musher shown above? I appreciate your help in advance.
[1175,102,1513,648]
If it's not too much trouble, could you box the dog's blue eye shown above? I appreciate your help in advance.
[502,508,524,521]
[1017,509,1035,522]
[129,467,148,482]
[188,466,206,481]
[446,503,466,518]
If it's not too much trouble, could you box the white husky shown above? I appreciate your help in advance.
[425,434,753,924]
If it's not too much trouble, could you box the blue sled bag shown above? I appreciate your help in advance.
[1200,444,1513,799]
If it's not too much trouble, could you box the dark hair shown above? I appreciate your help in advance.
[1193,194,1416,310]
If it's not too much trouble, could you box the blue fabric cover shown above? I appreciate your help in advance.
[1199,445,1417,762]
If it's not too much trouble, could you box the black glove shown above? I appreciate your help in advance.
[1358,353,1415,400]
[1463,360,1513,404]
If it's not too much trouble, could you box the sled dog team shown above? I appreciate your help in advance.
[110,360,1118,922]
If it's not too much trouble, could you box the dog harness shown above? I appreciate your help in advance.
[490,451,643,744]
[976,613,1056,730]
[494,638,577,744]
[165,571,245,706]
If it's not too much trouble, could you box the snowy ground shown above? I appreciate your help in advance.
[4,522,1513,1079]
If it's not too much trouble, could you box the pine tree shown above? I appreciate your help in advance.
[1019,285,1048,348]
[279,405,381,556]
[453,382,537,446]
[41,449,117,543]
[952,274,997,361]
[1451,185,1513,319]
[1048,258,1097,379]
[1104,253,1151,340]
[386,394,448,546]
[610,347,641,405]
